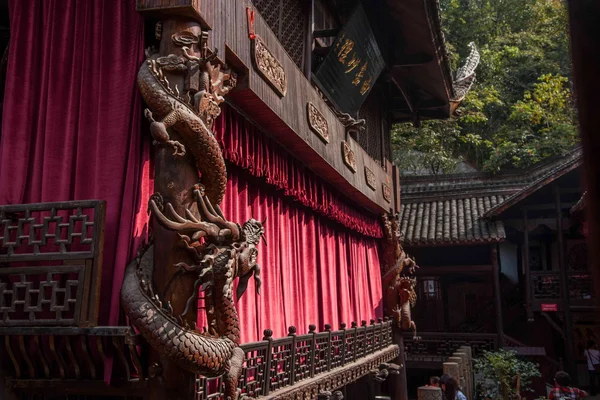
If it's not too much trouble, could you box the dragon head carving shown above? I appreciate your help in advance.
[235,218,265,299]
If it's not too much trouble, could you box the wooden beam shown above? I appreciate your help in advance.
[393,52,434,67]
[313,28,339,38]
[416,265,493,275]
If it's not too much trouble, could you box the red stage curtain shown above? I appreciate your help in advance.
[221,167,383,343]
[0,0,151,328]
[214,106,383,238]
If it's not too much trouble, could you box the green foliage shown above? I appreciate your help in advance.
[392,0,579,174]
[474,350,541,400]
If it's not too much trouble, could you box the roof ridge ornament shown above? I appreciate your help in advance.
[451,42,480,104]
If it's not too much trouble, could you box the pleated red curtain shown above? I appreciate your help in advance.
[221,167,383,343]
[0,0,151,328]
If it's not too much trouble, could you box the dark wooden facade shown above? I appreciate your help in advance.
[399,148,592,393]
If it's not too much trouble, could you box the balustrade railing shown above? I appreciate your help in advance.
[403,332,498,363]
[531,271,594,308]
[196,319,397,399]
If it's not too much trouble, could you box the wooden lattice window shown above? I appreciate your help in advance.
[357,89,383,162]
[252,0,307,70]
[420,277,440,300]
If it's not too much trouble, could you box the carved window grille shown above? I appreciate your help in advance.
[251,0,307,70]
[357,89,383,162]
[0,201,106,327]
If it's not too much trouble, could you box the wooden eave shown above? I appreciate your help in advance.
[483,155,583,218]
[382,0,454,123]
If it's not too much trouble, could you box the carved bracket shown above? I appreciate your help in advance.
[365,167,376,190]
[252,36,287,97]
[307,102,329,143]
[341,141,357,173]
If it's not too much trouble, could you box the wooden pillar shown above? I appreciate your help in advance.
[148,19,206,400]
[555,184,577,382]
[304,0,314,79]
[394,329,409,400]
[491,245,504,346]
[522,207,534,322]
[567,0,600,340]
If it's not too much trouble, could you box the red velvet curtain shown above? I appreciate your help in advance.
[221,166,383,343]
[214,106,383,238]
[0,0,383,350]
[0,0,151,328]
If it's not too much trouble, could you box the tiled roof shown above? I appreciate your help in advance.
[400,195,507,246]
[399,146,582,246]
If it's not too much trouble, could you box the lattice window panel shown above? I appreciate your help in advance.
[357,90,383,162]
[252,0,307,70]
[0,201,105,327]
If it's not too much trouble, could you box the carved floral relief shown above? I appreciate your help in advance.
[252,36,287,97]
[365,167,376,190]
[307,102,329,143]
[342,141,357,173]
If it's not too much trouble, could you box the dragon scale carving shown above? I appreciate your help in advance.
[381,213,419,339]
[121,26,260,400]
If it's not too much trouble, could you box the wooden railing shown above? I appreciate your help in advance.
[531,271,595,309]
[197,320,398,399]
[403,332,499,364]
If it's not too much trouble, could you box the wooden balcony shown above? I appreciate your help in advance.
[531,271,595,310]
[137,0,397,215]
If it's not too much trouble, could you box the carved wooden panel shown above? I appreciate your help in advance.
[307,102,329,143]
[382,183,392,203]
[341,141,356,173]
[0,201,106,327]
[365,167,376,190]
[252,36,287,97]
[0,266,84,326]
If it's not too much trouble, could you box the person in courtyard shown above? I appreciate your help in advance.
[549,371,588,400]
[429,376,440,387]
[440,374,466,400]
[585,340,600,395]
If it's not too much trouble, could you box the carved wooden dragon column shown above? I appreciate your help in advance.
[381,213,419,400]
[120,7,263,400]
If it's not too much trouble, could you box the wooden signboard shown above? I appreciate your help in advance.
[313,4,385,114]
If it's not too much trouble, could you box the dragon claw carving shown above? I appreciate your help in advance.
[167,140,186,156]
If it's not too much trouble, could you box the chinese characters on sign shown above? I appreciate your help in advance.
[313,5,385,114]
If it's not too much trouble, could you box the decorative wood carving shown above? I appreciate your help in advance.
[261,345,399,400]
[0,200,106,327]
[307,102,329,143]
[341,141,357,173]
[365,167,376,190]
[252,35,287,97]
[382,183,392,203]
[125,19,259,400]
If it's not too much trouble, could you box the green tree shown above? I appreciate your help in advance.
[392,0,578,174]
[475,349,541,400]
